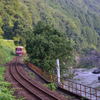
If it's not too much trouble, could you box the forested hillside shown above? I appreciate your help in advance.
[0,0,100,52]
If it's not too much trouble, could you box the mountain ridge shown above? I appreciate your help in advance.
[0,0,100,51]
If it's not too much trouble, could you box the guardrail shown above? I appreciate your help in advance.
[59,79,100,100]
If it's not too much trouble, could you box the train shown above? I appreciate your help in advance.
[15,46,26,56]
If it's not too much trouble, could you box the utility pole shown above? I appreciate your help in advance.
[56,59,61,83]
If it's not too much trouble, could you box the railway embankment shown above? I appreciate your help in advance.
[5,57,67,100]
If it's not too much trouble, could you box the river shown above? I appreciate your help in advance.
[72,68,100,89]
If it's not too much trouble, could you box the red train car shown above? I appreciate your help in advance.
[15,46,24,56]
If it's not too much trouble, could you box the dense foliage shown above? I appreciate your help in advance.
[0,0,100,52]
[0,0,32,42]
[0,39,15,64]
[26,21,73,73]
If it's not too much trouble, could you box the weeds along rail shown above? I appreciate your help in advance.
[9,57,65,100]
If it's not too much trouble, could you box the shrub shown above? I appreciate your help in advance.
[47,83,57,91]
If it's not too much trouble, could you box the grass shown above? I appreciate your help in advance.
[0,66,24,100]
[0,66,15,100]
[0,39,24,100]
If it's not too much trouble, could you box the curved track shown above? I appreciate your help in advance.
[9,57,66,100]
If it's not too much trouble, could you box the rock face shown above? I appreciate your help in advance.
[79,50,100,68]
[75,56,80,65]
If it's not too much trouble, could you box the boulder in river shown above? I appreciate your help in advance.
[92,68,100,74]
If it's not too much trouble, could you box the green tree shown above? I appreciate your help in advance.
[26,21,74,74]
[2,23,13,39]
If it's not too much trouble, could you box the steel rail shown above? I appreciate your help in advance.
[9,57,65,100]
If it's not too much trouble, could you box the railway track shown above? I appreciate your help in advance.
[9,57,66,100]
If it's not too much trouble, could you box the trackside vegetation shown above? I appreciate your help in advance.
[0,39,15,65]
[0,39,23,100]
[0,66,16,100]
[0,66,24,100]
